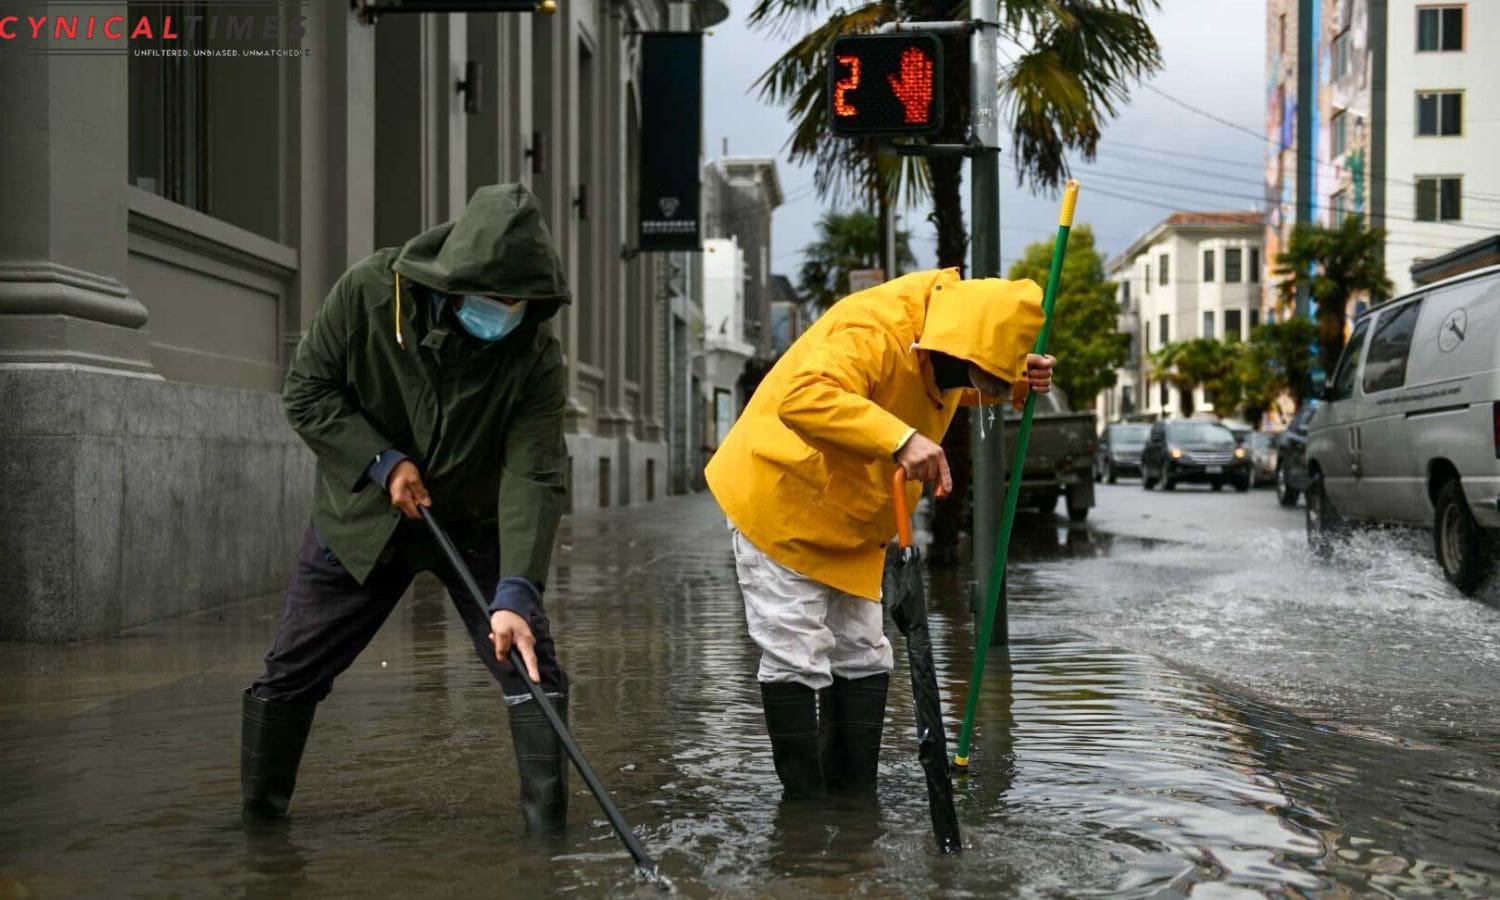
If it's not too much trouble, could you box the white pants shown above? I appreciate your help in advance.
[731,525,894,691]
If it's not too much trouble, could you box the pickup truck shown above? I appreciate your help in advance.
[997,388,1098,522]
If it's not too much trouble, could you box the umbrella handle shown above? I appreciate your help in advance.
[891,469,914,551]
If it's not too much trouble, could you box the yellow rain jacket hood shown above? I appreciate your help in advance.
[705,268,1044,600]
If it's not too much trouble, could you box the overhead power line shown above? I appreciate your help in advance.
[1029,161,1500,237]
[1131,85,1500,205]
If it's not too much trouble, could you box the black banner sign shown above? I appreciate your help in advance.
[638,32,703,252]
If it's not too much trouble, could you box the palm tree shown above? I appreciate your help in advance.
[1274,217,1392,378]
[1150,338,1237,418]
[799,209,916,309]
[1241,317,1318,419]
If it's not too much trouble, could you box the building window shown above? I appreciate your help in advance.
[1225,248,1243,283]
[1416,175,1463,221]
[1331,111,1347,157]
[1159,253,1170,286]
[1332,29,1351,79]
[1417,91,1463,136]
[1159,314,1170,347]
[1279,13,1287,53]
[1202,310,1215,340]
[1250,247,1261,283]
[129,29,207,210]
[1332,190,1349,223]
[1202,249,1215,283]
[1250,309,1261,331]
[1417,6,1464,52]
[1225,309,1243,341]
[1142,264,1151,295]
[1120,280,1132,310]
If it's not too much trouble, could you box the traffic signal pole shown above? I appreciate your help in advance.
[878,13,1004,643]
[966,5,1006,646]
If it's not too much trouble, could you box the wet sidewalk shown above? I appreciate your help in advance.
[2,492,1497,897]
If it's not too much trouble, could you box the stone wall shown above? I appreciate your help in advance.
[2,368,312,642]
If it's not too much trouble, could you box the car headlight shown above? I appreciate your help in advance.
[1169,446,1183,459]
[1234,447,1246,459]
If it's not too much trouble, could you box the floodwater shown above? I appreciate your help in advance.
[2,493,1498,897]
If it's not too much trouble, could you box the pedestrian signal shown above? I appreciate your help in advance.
[827,33,944,137]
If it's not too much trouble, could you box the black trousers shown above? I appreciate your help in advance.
[249,521,567,705]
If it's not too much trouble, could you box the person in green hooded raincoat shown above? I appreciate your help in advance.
[241,183,574,834]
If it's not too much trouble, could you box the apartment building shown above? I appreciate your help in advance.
[1101,212,1265,422]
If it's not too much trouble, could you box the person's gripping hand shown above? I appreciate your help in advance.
[489,610,540,682]
[894,433,952,497]
[1011,354,1057,411]
[386,460,432,520]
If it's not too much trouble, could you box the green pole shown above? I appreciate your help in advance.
[953,179,1079,770]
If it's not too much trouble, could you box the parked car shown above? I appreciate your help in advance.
[1274,400,1319,506]
[1304,265,1500,594]
[1095,422,1150,483]
[1249,430,1280,487]
[1141,420,1251,491]
[1224,422,1253,448]
[1001,387,1098,521]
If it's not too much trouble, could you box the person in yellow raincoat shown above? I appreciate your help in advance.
[705,267,1054,801]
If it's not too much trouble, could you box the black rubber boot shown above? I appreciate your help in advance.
[819,673,889,798]
[507,698,569,835]
[760,681,824,801]
[241,689,316,821]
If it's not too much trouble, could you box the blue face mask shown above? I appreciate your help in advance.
[455,296,528,341]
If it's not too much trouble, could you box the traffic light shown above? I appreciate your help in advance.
[827,33,944,137]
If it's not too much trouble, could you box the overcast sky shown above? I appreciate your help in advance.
[701,0,1267,277]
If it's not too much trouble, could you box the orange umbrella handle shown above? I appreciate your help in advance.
[892,469,914,550]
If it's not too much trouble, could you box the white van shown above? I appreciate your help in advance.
[1304,264,1500,594]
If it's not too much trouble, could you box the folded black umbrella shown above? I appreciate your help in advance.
[886,471,961,854]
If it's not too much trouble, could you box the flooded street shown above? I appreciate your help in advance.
[3,488,1499,897]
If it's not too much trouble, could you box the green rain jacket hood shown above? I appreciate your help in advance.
[393,183,571,305]
[282,183,570,586]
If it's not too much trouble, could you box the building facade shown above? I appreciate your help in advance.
[701,158,784,362]
[1264,0,1499,308]
[701,236,754,450]
[1101,213,1266,422]
[0,0,727,641]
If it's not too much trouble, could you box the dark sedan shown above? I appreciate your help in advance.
[1095,422,1150,483]
[1274,401,1319,507]
[1141,420,1251,492]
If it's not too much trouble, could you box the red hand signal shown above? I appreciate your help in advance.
[886,47,934,124]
